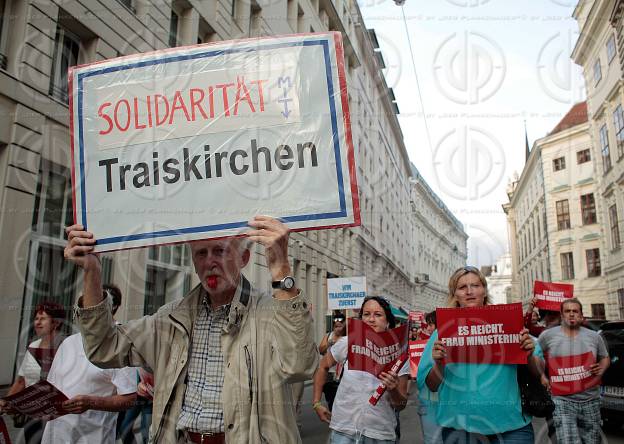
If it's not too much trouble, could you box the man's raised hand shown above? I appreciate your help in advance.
[64,224,100,271]
[247,216,291,281]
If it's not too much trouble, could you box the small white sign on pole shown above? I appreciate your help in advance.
[327,277,367,310]
[69,32,360,252]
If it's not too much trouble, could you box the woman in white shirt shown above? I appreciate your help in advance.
[0,301,66,443]
[312,296,409,444]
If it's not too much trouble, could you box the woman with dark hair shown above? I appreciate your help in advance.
[0,301,66,443]
[417,266,540,443]
[312,296,409,443]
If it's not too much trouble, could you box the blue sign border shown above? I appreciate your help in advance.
[76,38,347,245]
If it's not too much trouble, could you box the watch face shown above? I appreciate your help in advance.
[283,277,295,290]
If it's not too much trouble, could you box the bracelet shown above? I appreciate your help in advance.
[312,401,323,410]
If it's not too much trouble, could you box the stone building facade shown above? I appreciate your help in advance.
[0,0,466,385]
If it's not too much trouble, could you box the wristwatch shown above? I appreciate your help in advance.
[272,276,296,290]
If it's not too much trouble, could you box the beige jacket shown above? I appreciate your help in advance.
[75,276,318,443]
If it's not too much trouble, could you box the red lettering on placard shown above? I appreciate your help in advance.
[98,102,113,135]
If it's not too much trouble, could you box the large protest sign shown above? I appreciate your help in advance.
[546,351,601,396]
[409,339,428,378]
[69,32,360,251]
[533,281,574,311]
[436,303,526,364]
[327,277,366,309]
[347,319,408,376]
[2,380,68,420]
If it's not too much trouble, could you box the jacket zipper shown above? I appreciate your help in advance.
[244,345,253,403]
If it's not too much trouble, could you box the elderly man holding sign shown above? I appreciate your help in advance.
[64,216,317,444]
[417,266,542,444]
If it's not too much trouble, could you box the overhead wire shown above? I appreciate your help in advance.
[398,3,434,158]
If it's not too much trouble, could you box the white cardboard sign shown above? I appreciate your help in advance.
[327,276,367,310]
[69,32,360,251]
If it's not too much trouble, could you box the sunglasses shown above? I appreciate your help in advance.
[333,318,345,323]
[459,266,479,273]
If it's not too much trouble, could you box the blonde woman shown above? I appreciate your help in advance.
[417,266,541,444]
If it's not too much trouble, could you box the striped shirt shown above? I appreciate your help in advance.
[177,291,231,433]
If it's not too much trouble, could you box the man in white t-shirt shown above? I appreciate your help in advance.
[42,292,137,444]
[41,333,137,444]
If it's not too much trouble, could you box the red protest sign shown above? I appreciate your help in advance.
[409,339,428,378]
[347,319,408,377]
[2,380,68,420]
[409,311,425,326]
[547,352,601,396]
[533,281,574,311]
[436,303,526,365]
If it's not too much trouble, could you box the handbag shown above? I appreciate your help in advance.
[517,364,554,418]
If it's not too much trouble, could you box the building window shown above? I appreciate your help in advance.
[607,34,617,64]
[600,124,612,172]
[593,58,602,85]
[577,149,591,164]
[101,256,114,284]
[556,200,571,230]
[49,23,80,103]
[580,193,597,225]
[618,289,624,319]
[552,156,566,171]
[169,9,179,47]
[614,105,624,158]
[24,160,79,340]
[0,0,12,69]
[145,244,192,315]
[561,252,574,280]
[116,0,135,12]
[591,303,606,320]
[586,248,601,277]
[610,204,621,249]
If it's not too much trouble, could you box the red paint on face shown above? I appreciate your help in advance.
[207,275,218,289]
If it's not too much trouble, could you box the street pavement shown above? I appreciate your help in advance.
[299,383,624,444]
[3,383,623,443]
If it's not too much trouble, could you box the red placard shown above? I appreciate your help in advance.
[436,303,526,364]
[533,281,574,311]
[409,310,425,325]
[409,339,428,378]
[546,352,601,396]
[0,416,12,444]
[2,380,68,420]
[347,319,408,377]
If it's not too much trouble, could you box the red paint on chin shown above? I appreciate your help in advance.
[207,276,218,289]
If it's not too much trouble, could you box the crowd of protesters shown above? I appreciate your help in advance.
[1,239,613,444]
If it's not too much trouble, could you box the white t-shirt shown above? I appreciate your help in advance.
[42,333,137,444]
[18,339,42,387]
[329,336,410,441]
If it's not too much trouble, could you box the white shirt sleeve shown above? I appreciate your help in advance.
[111,367,138,396]
[329,336,348,363]
[17,344,41,386]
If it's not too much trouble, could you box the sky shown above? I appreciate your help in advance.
[357,0,586,266]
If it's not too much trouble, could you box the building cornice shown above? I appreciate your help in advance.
[572,0,614,64]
